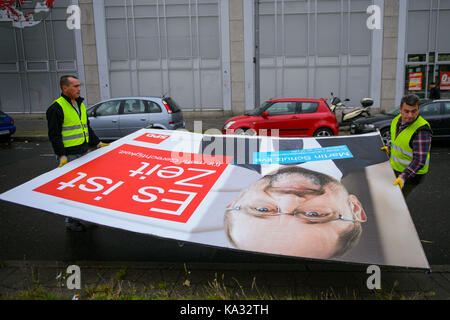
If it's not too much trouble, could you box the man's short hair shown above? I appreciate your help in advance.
[400,94,420,108]
[60,75,78,89]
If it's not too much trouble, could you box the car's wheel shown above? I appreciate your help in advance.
[244,128,257,136]
[234,128,248,135]
[313,128,334,137]
[380,127,391,146]
[0,134,11,143]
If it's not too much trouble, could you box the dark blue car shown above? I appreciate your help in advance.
[0,110,16,141]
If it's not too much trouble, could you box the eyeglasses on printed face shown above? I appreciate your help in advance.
[230,205,363,224]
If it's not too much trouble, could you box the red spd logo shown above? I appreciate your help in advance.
[134,132,170,144]
[34,145,231,223]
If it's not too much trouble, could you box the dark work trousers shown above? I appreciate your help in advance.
[56,152,87,226]
[394,170,425,199]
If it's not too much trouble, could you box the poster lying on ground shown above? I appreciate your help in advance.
[0,129,429,269]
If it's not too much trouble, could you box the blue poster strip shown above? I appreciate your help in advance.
[253,145,354,164]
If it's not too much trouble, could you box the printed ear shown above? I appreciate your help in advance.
[348,194,367,222]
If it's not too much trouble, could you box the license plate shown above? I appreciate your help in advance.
[0,130,10,135]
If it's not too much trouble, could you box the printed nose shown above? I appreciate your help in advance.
[275,193,305,214]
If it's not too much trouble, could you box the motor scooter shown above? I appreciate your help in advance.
[328,92,373,126]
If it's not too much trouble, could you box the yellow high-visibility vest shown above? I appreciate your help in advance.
[55,96,89,148]
[389,114,430,174]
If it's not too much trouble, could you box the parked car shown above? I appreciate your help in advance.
[87,97,185,140]
[350,99,450,145]
[0,110,16,142]
[222,98,339,137]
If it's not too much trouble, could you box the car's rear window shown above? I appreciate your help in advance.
[163,97,181,113]
[299,102,319,113]
[0,110,7,119]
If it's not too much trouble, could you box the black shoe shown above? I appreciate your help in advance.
[65,218,86,232]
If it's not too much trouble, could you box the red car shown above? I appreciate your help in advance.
[222,98,339,137]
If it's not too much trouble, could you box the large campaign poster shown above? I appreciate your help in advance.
[0,129,430,269]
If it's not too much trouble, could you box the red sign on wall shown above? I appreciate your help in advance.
[440,71,450,91]
[409,72,423,91]
[34,145,231,223]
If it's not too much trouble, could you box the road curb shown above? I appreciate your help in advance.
[11,136,49,142]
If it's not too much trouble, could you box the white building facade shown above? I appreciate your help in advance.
[0,0,449,114]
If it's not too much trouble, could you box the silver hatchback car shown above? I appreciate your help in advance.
[87,96,185,140]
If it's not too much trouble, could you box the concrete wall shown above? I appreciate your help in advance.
[79,0,100,106]
[79,0,400,115]
[229,0,246,115]
[380,0,400,111]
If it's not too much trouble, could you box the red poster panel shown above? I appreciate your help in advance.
[408,72,422,91]
[33,145,232,223]
[134,132,171,144]
[440,71,450,90]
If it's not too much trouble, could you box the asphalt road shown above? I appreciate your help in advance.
[0,140,449,265]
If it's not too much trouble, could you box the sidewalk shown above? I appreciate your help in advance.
[10,113,232,141]
[10,112,351,142]
[0,260,449,300]
[2,114,449,300]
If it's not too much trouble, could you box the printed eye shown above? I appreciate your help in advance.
[251,207,277,215]
[301,211,335,220]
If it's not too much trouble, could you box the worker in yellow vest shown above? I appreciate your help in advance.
[382,94,432,198]
[46,75,109,231]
